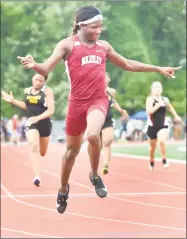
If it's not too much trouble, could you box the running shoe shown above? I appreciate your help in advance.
[89,173,107,198]
[56,184,70,214]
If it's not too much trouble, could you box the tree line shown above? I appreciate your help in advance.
[1,1,186,119]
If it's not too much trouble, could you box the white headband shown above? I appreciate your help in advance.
[77,14,103,26]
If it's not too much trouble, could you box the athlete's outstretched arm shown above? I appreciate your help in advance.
[17,39,69,76]
[1,90,27,110]
[102,41,182,78]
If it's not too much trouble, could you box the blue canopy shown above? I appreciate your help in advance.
[130,110,148,121]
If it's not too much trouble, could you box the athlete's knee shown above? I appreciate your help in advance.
[103,139,113,147]
[87,132,100,145]
[65,147,80,160]
[149,147,155,152]
[30,142,39,153]
[158,139,165,145]
[149,143,156,152]
[40,150,46,157]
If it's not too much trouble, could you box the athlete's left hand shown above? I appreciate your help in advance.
[27,116,39,125]
[157,66,183,78]
[121,109,128,118]
[174,116,182,122]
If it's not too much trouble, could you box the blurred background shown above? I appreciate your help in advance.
[1,1,186,159]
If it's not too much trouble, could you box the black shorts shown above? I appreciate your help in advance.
[102,118,114,130]
[25,119,52,137]
[147,125,168,140]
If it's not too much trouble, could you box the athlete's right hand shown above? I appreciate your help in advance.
[17,55,35,68]
[158,99,165,107]
[1,91,14,103]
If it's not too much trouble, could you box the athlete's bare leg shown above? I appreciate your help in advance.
[148,138,157,163]
[59,133,84,193]
[57,106,107,214]
[101,127,114,173]
[157,128,169,159]
[26,129,41,179]
[86,109,105,177]
[39,136,50,156]
[148,138,157,170]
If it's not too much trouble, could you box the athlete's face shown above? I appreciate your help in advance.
[151,82,163,96]
[32,74,45,90]
[83,20,103,41]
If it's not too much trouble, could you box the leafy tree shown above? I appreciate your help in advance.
[1,1,186,119]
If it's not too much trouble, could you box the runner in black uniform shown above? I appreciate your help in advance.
[146,81,181,171]
[24,84,52,137]
[1,74,55,186]
[101,73,128,174]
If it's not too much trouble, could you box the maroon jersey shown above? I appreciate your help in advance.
[65,35,107,101]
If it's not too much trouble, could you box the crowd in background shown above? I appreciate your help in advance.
[1,113,186,145]
[0,115,27,144]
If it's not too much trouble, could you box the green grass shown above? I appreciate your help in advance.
[112,143,186,161]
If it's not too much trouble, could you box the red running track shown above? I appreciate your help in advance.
[1,143,186,238]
